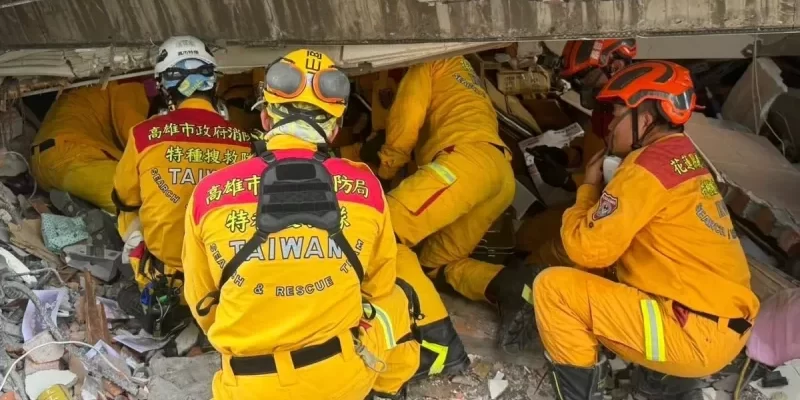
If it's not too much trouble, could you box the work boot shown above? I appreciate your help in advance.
[631,366,707,400]
[547,353,609,400]
[484,263,537,353]
[367,386,407,400]
[412,317,470,380]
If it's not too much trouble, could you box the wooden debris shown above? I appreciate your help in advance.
[81,271,112,346]
[749,257,800,300]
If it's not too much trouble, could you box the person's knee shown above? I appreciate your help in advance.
[532,267,581,310]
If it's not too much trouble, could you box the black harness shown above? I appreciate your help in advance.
[195,147,364,317]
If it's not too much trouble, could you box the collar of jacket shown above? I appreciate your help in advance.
[264,134,319,152]
[178,98,217,113]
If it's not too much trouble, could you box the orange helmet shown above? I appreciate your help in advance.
[596,60,696,125]
[560,39,637,78]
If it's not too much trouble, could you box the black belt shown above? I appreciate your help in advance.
[693,309,752,335]
[31,139,56,154]
[229,328,358,376]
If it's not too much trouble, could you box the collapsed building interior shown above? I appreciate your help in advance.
[2,9,800,399]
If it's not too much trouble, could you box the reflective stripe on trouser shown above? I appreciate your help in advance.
[396,244,465,377]
[532,267,750,378]
[31,140,120,213]
[388,142,515,301]
[211,286,419,400]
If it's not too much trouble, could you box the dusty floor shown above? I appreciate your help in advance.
[405,294,769,400]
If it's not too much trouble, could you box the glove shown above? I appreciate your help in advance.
[359,130,387,165]
[527,146,577,192]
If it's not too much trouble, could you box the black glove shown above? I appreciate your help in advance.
[527,146,577,192]
[359,130,387,165]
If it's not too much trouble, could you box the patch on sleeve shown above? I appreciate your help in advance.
[592,191,619,221]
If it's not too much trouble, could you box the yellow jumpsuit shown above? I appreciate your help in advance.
[379,56,515,302]
[183,135,419,399]
[31,82,149,212]
[533,134,760,377]
[113,99,253,290]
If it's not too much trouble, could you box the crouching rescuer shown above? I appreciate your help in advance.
[533,61,760,399]
[113,36,253,335]
[183,49,422,399]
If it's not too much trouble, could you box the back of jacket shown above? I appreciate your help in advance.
[113,99,252,268]
[561,134,759,320]
[379,57,508,179]
[183,135,398,356]
[35,82,149,158]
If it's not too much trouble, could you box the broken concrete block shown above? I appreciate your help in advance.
[63,244,120,282]
[609,357,628,372]
[147,353,219,400]
[175,322,200,356]
[712,374,739,392]
[721,58,788,134]
[23,331,65,363]
[24,359,62,376]
[24,370,77,399]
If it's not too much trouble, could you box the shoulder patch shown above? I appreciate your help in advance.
[634,136,709,190]
[592,191,618,221]
[133,109,251,153]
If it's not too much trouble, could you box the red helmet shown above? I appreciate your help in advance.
[560,39,637,78]
[596,60,696,125]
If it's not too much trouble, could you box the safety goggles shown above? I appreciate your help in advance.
[265,58,350,104]
[161,64,216,81]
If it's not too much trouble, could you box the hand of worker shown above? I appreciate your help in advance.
[528,146,576,191]
[359,130,387,165]
[583,150,606,187]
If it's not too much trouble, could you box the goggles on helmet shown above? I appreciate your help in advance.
[265,58,350,106]
[161,64,216,81]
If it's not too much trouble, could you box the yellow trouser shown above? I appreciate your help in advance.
[389,142,515,302]
[212,286,420,400]
[533,267,750,377]
[31,140,120,213]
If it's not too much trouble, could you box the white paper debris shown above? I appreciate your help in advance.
[749,361,800,400]
[702,387,717,400]
[489,375,509,399]
[114,330,171,354]
[0,246,36,286]
[96,297,134,320]
[25,369,78,399]
[22,288,68,341]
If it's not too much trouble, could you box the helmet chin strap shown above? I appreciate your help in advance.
[630,107,658,150]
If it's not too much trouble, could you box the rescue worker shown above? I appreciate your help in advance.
[532,61,760,399]
[518,39,637,267]
[113,36,252,335]
[182,49,420,400]
[31,81,150,213]
[370,56,533,353]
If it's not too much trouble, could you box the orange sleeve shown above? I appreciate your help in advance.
[560,163,668,268]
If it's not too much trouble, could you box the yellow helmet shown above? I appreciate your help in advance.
[262,49,350,118]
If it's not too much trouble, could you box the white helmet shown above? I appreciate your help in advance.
[154,35,216,76]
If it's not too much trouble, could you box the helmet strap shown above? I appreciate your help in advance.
[269,104,332,151]
[631,107,659,150]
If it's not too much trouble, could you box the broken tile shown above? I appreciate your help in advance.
[24,369,77,399]
[0,393,21,400]
[103,380,124,397]
[24,359,61,376]
[175,322,200,356]
[23,331,64,363]
[488,376,509,399]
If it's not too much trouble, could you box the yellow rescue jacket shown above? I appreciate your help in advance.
[34,82,149,159]
[113,99,253,270]
[182,135,399,354]
[561,134,759,320]
[378,56,508,180]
